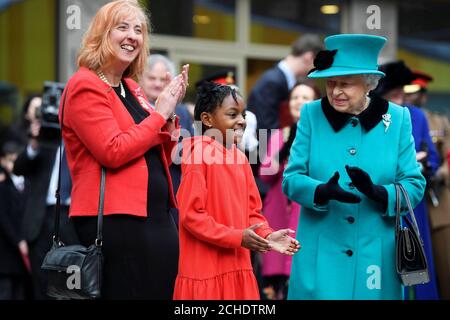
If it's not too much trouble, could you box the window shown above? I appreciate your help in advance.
[250,0,341,45]
[146,0,236,41]
[398,0,450,113]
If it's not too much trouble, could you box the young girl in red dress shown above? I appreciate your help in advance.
[173,82,300,300]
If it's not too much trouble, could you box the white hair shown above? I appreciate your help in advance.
[363,74,382,91]
[145,54,176,77]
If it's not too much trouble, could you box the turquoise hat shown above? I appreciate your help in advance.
[308,34,387,78]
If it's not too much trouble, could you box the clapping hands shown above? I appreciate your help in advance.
[315,167,387,206]
[155,64,189,120]
[242,223,272,253]
[345,165,388,206]
[241,223,300,256]
[266,229,300,256]
[345,165,375,197]
[315,171,361,204]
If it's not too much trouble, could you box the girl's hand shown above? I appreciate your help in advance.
[241,223,272,253]
[266,229,300,256]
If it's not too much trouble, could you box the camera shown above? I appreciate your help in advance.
[36,81,65,145]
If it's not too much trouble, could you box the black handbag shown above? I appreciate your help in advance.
[41,89,105,299]
[395,183,430,286]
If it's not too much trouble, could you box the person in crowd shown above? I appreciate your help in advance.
[247,34,323,132]
[372,61,440,300]
[446,149,450,168]
[404,70,434,108]
[374,62,440,177]
[404,72,450,299]
[140,54,175,105]
[139,54,194,134]
[60,0,188,299]
[404,70,449,176]
[259,80,320,300]
[0,141,29,300]
[139,54,194,226]
[247,34,323,203]
[283,34,426,299]
[174,82,300,300]
[5,94,42,148]
[13,94,79,300]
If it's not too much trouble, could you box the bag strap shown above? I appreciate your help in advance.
[54,88,105,248]
[394,183,421,239]
[95,168,105,247]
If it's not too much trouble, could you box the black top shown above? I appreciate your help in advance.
[0,173,27,274]
[73,83,178,300]
[113,83,170,215]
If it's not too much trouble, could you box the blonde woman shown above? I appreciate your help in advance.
[61,1,188,299]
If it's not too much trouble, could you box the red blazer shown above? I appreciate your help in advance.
[448,149,450,173]
[61,67,179,217]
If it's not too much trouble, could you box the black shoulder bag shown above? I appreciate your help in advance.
[41,89,105,299]
[395,183,430,286]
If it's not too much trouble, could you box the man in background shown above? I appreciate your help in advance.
[247,34,323,132]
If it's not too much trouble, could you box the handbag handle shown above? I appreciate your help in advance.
[53,88,105,247]
[395,183,421,240]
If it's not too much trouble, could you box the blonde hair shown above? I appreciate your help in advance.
[77,0,150,78]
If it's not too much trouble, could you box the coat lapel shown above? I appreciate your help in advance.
[321,95,389,132]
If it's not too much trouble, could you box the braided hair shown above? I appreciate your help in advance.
[194,82,240,132]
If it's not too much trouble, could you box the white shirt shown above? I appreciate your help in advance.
[10,174,25,192]
[277,60,297,91]
[241,110,259,152]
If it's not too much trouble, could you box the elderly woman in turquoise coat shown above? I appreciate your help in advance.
[282,34,426,300]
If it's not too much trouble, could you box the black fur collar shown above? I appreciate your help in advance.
[321,95,389,132]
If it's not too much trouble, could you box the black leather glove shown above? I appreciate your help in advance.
[345,165,388,211]
[314,171,361,205]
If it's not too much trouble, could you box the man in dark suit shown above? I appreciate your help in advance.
[13,111,78,300]
[247,34,323,132]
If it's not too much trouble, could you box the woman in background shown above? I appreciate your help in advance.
[259,81,320,300]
